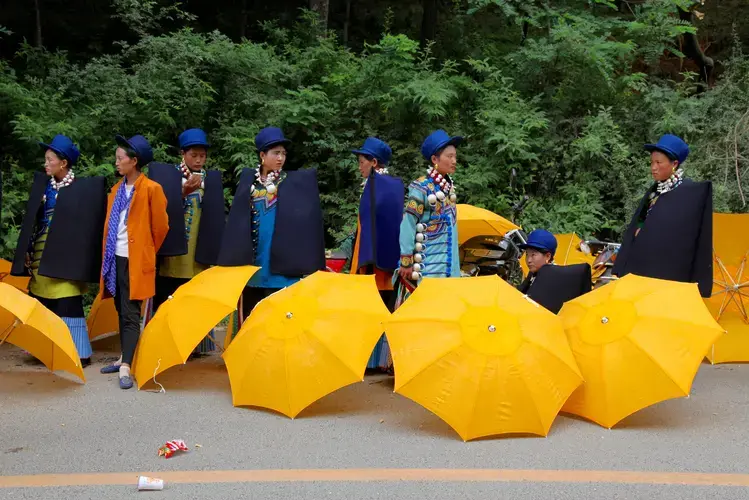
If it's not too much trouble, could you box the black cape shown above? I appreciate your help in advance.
[520,264,592,314]
[147,162,225,265]
[612,179,713,298]
[357,172,405,272]
[11,172,107,283]
[217,168,326,277]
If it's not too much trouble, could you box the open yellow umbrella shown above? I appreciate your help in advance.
[87,293,120,341]
[223,272,390,418]
[706,213,749,363]
[456,204,520,245]
[384,275,582,441]
[0,283,85,382]
[133,265,259,389]
[559,274,723,428]
[0,259,30,293]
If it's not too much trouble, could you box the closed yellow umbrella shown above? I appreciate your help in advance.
[456,204,520,245]
[223,272,390,418]
[706,213,749,363]
[560,274,723,429]
[384,275,582,441]
[0,259,30,293]
[0,283,85,382]
[133,265,259,389]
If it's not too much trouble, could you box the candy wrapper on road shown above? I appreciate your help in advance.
[158,440,188,458]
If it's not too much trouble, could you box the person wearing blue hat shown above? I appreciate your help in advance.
[339,137,405,372]
[11,134,108,367]
[613,134,713,297]
[393,129,463,308]
[218,127,325,342]
[99,134,170,389]
[518,229,557,294]
[148,128,226,357]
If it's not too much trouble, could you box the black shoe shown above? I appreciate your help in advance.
[81,358,91,368]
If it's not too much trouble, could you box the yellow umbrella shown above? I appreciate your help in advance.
[87,293,120,341]
[559,274,723,428]
[520,233,594,276]
[384,275,582,441]
[0,259,30,293]
[133,265,259,389]
[456,204,520,245]
[0,283,85,382]
[223,272,390,418]
[706,213,749,363]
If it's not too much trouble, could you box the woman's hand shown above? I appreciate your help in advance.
[25,253,31,269]
[398,266,414,281]
[182,173,202,196]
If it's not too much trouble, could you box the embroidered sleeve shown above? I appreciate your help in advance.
[398,183,424,267]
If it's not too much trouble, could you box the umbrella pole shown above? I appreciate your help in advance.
[0,319,20,347]
[207,332,225,353]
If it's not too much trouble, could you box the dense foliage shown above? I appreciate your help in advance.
[1,0,748,259]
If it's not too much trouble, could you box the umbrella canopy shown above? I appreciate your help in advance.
[87,293,120,341]
[559,274,723,428]
[0,258,30,292]
[384,275,582,441]
[456,204,519,245]
[133,265,259,389]
[0,283,85,382]
[706,213,749,363]
[223,272,390,418]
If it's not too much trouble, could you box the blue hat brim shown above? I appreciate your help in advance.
[519,243,554,255]
[426,136,464,160]
[257,138,291,152]
[644,144,678,160]
[180,140,211,150]
[38,141,70,163]
[115,134,135,152]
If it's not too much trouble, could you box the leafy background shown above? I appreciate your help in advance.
[1,0,748,259]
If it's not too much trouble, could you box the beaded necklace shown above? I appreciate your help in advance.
[49,170,75,191]
[426,167,457,206]
[254,168,282,195]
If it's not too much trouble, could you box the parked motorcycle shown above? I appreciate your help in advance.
[580,239,620,288]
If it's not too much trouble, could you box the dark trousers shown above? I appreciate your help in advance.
[113,256,142,366]
[241,287,279,319]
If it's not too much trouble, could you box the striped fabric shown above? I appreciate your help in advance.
[62,316,92,359]
[367,334,391,370]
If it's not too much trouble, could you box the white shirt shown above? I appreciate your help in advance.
[115,184,135,257]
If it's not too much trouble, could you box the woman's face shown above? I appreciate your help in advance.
[651,151,678,182]
[44,150,68,179]
[525,248,551,274]
[182,147,207,171]
[115,147,138,177]
[260,145,287,172]
[432,145,457,176]
[358,155,377,178]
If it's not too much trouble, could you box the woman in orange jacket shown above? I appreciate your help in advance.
[99,135,169,390]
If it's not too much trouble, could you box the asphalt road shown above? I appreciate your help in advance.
[1,335,748,499]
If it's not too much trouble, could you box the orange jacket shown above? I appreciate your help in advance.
[100,174,169,301]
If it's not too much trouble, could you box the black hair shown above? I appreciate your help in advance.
[47,149,70,166]
[122,147,142,170]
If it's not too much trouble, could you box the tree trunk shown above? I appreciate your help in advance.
[343,0,352,46]
[677,6,714,85]
[420,0,438,48]
[34,0,43,48]
[239,0,248,39]
[310,0,330,30]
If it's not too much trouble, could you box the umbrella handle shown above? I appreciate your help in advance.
[0,319,19,347]
[207,332,225,353]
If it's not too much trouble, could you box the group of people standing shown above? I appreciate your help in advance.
[9,127,713,389]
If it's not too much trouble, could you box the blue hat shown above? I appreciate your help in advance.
[520,229,558,257]
[421,129,463,161]
[255,127,291,152]
[179,128,210,150]
[644,134,689,165]
[115,134,154,166]
[352,137,392,165]
[39,134,80,167]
